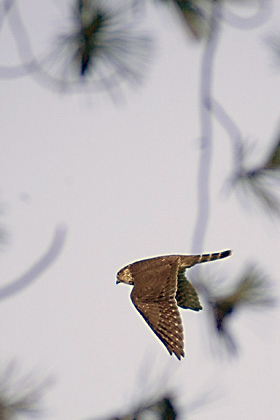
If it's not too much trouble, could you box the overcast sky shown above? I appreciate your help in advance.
[0,1,280,419]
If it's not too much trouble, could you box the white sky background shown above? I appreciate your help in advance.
[0,0,280,419]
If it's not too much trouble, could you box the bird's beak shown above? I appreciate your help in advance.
[116,279,120,284]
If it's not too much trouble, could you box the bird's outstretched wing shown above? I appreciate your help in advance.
[175,250,231,310]
[130,258,184,360]
[176,271,202,311]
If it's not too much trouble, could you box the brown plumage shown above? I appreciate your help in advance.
[117,250,232,360]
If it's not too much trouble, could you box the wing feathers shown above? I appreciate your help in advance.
[176,272,202,311]
[131,296,184,359]
[131,259,184,359]
[120,250,232,359]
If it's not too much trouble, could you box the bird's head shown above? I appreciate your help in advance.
[116,266,134,285]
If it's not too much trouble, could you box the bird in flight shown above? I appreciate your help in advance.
[116,250,232,360]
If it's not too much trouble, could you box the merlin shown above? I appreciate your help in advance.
[116,250,232,360]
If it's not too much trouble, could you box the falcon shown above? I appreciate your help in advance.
[116,250,232,360]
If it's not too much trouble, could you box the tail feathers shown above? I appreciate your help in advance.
[179,250,232,269]
[198,250,232,264]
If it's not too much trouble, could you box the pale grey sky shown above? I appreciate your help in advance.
[0,1,280,419]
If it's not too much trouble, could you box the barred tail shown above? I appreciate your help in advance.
[179,250,232,269]
[197,250,232,264]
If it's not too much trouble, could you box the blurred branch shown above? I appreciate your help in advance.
[190,0,275,252]
[0,361,53,420]
[172,0,214,41]
[92,383,219,420]
[198,266,276,353]
[211,98,243,149]
[211,97,280,217]
[111,395,177,420]
[230,140,280,216]
[1,0,153,97]
[94,394,178,420]
[0,0,45,79]
[0,0,14,31]
[0,224,67,302]
[267,33,280,66]
[264,138,280,170]
[0,200,9,251]
[158,0,272,42]
[223,0,273,30]
[0,225,9,251]
[191,0,222,253]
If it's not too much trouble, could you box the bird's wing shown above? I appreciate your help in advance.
[175,250,231,310]
[130,258,184,360]
[176,270,202,311]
